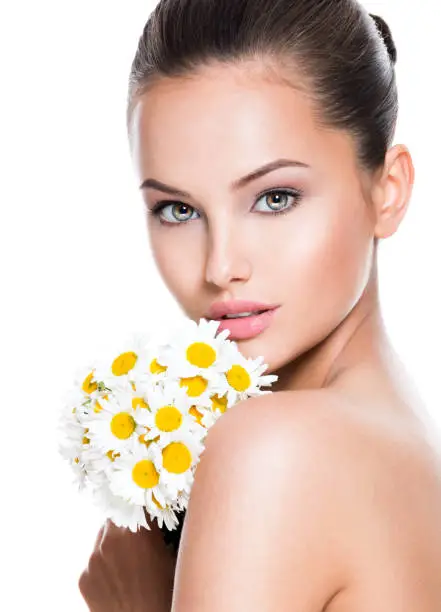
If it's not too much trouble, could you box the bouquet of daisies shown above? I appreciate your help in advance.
[59,318,277,532]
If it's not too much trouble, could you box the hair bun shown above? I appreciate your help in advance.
[369,13,397,65]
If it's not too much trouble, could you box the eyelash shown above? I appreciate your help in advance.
[146,188,304,226]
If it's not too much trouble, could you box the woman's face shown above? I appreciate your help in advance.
[129,61,376,373]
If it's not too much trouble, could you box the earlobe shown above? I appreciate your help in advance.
[373,144,415,240]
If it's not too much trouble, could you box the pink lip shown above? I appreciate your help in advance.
[207,299,279,320]
[214,308,279,340]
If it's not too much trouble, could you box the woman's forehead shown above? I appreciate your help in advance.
[130,66,357,180]
[132,63,315,135]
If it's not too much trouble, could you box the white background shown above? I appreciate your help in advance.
[1,0,439,609]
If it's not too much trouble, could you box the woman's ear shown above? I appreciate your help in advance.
[372,144,415,239]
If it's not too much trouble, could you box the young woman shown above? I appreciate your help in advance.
[79,0,441,610]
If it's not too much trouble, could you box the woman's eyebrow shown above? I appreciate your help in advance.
[138,158,310,197]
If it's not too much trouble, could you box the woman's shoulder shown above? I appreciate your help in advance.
[230,382,441,484]
[174,385,441,609]
[173,389,355,607]
[216,383,441,554]
[225,387,441,597]
[175,386,441,609]
[216,384,411,458]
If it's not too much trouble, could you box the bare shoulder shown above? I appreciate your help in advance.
[245,387,441,610]
[237,388,441,549]
[172,389,441,611]
[172,389,351,610]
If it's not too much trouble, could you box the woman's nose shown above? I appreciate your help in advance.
[204,224,251,290]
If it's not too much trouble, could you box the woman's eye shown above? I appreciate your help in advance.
[253,189,302,214]
[152,202,199,224]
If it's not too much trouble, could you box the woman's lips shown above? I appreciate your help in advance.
[215,307,279,340]
[207,299,279,320]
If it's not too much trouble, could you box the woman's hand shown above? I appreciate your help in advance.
[79,515,176,612]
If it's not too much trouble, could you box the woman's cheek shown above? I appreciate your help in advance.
[306,202,373,315]
[150,230,204,304]
[283,199,372,326]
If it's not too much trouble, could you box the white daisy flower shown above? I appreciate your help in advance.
[215,343,278,405]
[157,429,205,499]
[158,318,231,381]
[87,374,154,420]
[71,363,102,396]
[59,364,110,426]
[177,373,222,406]
[61,362,113,418]
[108,444,172,516]
[134,380,205,443]
[85,390,143,454]
[92,331,154,389]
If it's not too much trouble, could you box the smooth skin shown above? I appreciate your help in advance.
[80,58,441,610]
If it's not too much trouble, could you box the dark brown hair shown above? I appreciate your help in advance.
[126,0,398,176]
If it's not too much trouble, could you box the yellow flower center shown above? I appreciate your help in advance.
[152,492,165,509]
[94,400,103,413]
[132,460,160,489]
[150,358,167,374]
[106,450,120,462]
[155,406,182,432]
[162,442,192,474]
[74,457,80,464]
[110,412,136,439]
[186,342,216,368]
[211,393,228,413]
[132,397,149,410]
[82,371,98,394]
[111,351,138,376]
[180,375,208,397]
[82,435,90,445]
[226,365,251,392]
[189,405,204,426]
